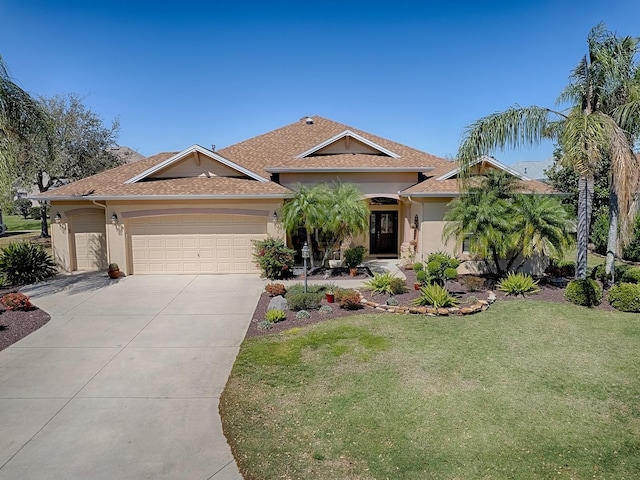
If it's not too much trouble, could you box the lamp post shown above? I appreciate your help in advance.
[301,242,310,293]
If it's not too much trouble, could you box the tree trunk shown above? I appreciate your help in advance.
[604,190,619,286]
[576,175,594,279]
[491,247,503,277]
[39,204,49,238]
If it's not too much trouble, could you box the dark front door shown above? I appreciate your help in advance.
[369,211,398,255]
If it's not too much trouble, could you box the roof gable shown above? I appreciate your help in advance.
[125,145,269,184]
[436,155,531,181]
[295,130,400,159]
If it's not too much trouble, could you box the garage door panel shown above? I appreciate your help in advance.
[130,215,266,274]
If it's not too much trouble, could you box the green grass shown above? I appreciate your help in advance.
[221,302,640,479]
[3,214,43,232]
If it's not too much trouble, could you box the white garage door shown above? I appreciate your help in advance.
[74,213,107,271]
[130,214,267,274]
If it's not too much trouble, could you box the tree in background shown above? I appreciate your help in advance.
[17,93,122,237]
[457,24,640,281]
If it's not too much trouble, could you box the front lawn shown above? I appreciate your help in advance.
[3,214,43,232]
[221,301,640,479]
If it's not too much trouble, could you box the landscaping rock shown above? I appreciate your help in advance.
[268,295,288,311]
[437,308,450,316]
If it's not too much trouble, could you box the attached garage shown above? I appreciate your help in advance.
[129,214,267,274]
[73,213,107,271]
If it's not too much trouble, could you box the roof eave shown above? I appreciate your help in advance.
[32,194,289,202]
[266,167,435,173]
[125,145,269,184]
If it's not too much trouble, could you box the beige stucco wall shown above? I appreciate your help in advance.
[51,199,283,274]
[154,153,244,178]
[279,172,418,196]
[416,197,455,261]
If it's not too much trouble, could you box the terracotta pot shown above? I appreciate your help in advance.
[349,267,357,276]
[108,269,120,279]
[325,293,335,303]
[414,282,421,290]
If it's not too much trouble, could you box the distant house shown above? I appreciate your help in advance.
[510,158,554,182]
[36,117,554,275]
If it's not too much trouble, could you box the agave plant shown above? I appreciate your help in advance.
[412,283,458,308]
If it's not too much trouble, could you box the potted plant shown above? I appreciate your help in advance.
[343,245,366,276]
[108,263,120,279]
[325,290,335,303]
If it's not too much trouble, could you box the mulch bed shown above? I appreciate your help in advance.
[0,287,50,352]
[246,269,617,338]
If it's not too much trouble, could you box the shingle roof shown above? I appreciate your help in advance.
[218,116,452,176]
[35,116,555,200]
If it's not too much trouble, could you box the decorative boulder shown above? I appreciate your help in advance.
[268,295,288,311]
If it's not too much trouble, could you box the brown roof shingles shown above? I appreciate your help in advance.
[36,116,555,199]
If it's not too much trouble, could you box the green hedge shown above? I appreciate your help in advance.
[565,278,602,307]
[607,283,640,312]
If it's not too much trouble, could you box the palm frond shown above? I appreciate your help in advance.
[457,105,563,179]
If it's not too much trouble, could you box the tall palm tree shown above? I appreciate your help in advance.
[279,184,324,268]
[457,24,640,280]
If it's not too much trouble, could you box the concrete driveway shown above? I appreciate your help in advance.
[0,272,264,480]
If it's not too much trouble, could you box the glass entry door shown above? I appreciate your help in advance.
[369,211,398,255]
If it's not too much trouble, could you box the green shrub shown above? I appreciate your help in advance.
[412,283,458,308]
[548,259,576,277]
[497,272,540,297]
[257,320,273,331]
[607,283,640,312]
[336,289,363,310]
[0,292,33,311]
[343,245,367,268]
[29,206,42,220]
[265,309,287,323]
[363,272,407,295]
[591,263,631,283]
[284,284,324,311]
[265,283,287,296]
[14,198,32,219]
[413,262,424,272]
[620,268,640,284]
[252,238,295,280]
[424,252,460,285]
[295,310,311,320]
[443,268,458,281]
[386,296,399,306]
[565,278,602,307]
[318,305,333,315]
[415,270,429,285]
[0,242,57,286]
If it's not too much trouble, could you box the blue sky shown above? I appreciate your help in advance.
[1,0,639,164]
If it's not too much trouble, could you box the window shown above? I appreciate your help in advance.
[462,233,473,253]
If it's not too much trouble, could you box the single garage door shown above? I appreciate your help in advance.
[74,213,107,271]
[130,214,267,274]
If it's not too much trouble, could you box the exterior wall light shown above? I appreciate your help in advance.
[55,212,62,224]
[111,213,118,224]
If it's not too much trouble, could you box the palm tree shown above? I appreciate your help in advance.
[443,173,572,276]
[319,182,370,267]
[457,24,640,280]
[279,184,324,268]
[0,55,53,236]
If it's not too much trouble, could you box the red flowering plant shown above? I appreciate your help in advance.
[252,238,295,280]
[1,292,34,311]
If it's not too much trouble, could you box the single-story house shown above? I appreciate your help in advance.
[35,116,554,275]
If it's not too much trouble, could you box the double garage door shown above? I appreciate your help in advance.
[129,214,267,274]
